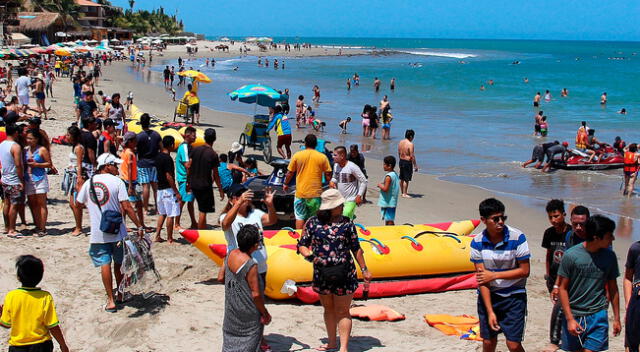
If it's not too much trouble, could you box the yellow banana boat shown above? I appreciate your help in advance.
[125,105,206,150]
[181,220,480,300]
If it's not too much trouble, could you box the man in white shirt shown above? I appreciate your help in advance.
[76,153,145,312]
[13,68,31,114]
[330,145,368,219]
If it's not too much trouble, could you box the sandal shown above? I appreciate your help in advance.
[7,232,22,239]
[103,304,117,313]
[36,231,47,237]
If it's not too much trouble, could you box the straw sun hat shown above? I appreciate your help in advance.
[319,189,346,211]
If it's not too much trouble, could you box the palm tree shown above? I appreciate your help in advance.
[128,0,134,12]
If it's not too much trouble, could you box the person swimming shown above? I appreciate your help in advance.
[619,108,627,114]
[544,90,552,102]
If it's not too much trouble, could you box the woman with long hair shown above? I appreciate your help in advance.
[24,129,52,236]
[361,104,371,137]
[297,189,372,352]
[65,126,86,236]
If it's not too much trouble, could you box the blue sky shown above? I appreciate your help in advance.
[111,0,640,41]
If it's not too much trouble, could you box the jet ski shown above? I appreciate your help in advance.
[552,146,624,170]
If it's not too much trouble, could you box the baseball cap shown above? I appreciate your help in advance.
[96,153,123,169]
[123,131,137,143]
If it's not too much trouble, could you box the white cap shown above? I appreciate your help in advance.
[96,153,123,169]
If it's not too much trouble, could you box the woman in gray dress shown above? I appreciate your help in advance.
[223,224,271,352]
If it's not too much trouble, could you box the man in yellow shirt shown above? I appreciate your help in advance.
[0,255,69,352]
[283,134,332,229]
[181,81,200,125]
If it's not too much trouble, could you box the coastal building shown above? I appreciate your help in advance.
[73,0,132,42]
[0,0,21,46]
[9,12,65,46]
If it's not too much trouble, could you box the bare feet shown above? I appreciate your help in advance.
[315,344,338,352]
[154,237,166,243]
[71,228,83,236]
[401,194,412,199]
[542,344,559,352]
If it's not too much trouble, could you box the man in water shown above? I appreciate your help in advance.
[534,111,544,136]
[522,141,556,169]
[390,78,396,91]
[542,141,566,172]
[600,92,607,105]
[533,92,541,108]
[380,95,390,112]
[374,77,381,92]
[398,129,418,198]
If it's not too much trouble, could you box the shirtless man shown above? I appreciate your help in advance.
[533,92,541,107]
[390,78,396,91]
[374,77,381,92]
[534,110,544,136]
[398,129,418,198]
[600,92,607,105]
[561,88,568,97]
[380,95,390,112]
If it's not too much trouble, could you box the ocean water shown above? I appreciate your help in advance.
[142,38,640,240]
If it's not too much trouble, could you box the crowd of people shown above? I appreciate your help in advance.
[2,48,640,352]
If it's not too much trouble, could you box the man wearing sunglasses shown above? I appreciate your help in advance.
[470,198,530,352]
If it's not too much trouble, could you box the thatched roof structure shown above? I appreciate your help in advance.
[11,12,64,32]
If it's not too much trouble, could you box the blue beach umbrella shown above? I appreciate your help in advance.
[228,84,288,108]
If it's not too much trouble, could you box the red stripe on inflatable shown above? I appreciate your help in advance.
[427,222,452,231]
[209,244,228,258]
[279,244,297,250]
[263,230,279,239]
[295,273,477,304]
[180,230,199,244]
[471,219,481,228]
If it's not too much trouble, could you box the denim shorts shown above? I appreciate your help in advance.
[89,242,123,267]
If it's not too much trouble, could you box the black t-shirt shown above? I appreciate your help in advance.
[626,241,640,283]
[541,224,572,279]
[78,100,97,119]
[80,130,97,164]
[163,68,170,79]
[189,145,219,189]
[348,153,367,177]
[136,130,162,168]
[155,152,175,190]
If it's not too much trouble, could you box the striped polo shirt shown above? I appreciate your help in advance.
[470,225,531,297]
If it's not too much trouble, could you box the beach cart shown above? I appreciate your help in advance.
[239,115,272,163]
[173,100,193,124]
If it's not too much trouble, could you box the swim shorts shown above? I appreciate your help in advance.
[156,188,180,217]
[193,187,215,213]
[18,94,29,106]
[382,123,391,129]
[399,159,413,182]
[293,197,321,221]
[177,181,195,202]
[478,292,527,342]
[137,167,158,184]
[190,103,200,115]
[534,124,541,133]
[89,242,124,267]
[533,101,539,107]
[342,201,357,220]
[562,309,609,352]
[35,92,45,100]
[531,145,545,162]
[1,184,25,205]
[277,134,292,148]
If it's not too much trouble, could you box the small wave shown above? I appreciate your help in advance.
[398,50,477,59]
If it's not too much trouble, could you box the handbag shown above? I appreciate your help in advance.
[318,262,349,285]
[89,176,123,235]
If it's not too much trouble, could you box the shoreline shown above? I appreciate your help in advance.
[0,42,629,351]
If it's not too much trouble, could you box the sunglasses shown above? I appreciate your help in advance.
[488,215,508,223]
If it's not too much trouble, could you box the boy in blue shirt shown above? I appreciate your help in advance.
[470,198,530,352]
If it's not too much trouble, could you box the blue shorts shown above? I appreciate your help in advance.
[380,207,396,222]
[177,181,194,202]
[562,309,609,352]
[123,180,142,202]
[477,292,527,342]
[137,167,158,184]
[89,242,123,267]
[293,197,321,221]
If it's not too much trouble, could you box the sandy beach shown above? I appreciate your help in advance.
[0,43,629,352]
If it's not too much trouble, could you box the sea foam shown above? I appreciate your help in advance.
[398,50,477,59]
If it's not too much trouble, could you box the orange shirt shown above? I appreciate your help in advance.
[120,148,137,181]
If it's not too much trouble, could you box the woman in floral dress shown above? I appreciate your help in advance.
[298,189,372,352]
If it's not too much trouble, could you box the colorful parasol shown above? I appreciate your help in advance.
[177,70,212,83]
[228,84,288,107]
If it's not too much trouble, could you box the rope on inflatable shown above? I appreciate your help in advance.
[281,226,299,239]
[355,223,371,236]
[358,237,390,254]
[400,235,423,251]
